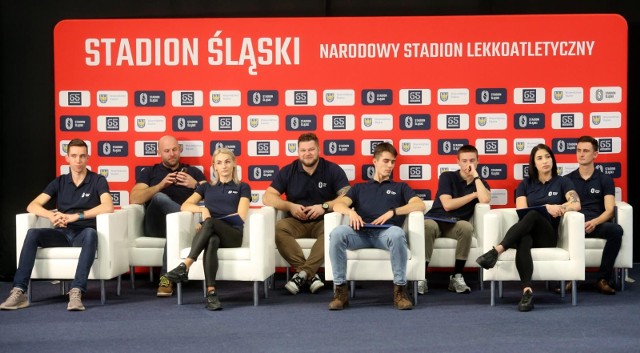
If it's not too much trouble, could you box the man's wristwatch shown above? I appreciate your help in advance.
[322,203,330,212]
[77,212,85,220]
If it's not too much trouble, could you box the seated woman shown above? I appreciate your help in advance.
[164,148,250,310]
[476,144,580,312]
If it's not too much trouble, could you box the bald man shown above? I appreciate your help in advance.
[130,135,206,296]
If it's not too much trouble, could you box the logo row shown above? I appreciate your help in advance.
[59,111,622,133]
[59,137,622,158]
[62,161,622,186]
[58,86,623,108]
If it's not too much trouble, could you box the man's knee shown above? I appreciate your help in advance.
[424,220,438,240]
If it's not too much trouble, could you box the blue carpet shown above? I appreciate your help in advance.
[1,268,639,353]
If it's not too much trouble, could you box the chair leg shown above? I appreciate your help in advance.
[490,281,495,306]
[263,279,269,299]
[149,267,154,282]
[349,281,356,298]
[412,281,418,306]
[61,281,67,296]
[559,280,566,298]
[203,281,207,298]
[498,281,503,298]
[478,268,484,291]
[100,280,106,305]
[117,275,122,296]
[285,267,290,282]
[177,282,183,305]
[253,281,259,306]
[571,280,577,306]
[130,266,136,289]
[28,280,32,303]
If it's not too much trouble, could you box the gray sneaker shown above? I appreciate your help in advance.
[308,274,324,294]
[417,279,428,295]
[67,288,85,311]
[0,287,29,310]
[448,274,471,294]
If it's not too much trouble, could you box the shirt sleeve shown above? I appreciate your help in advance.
[42,177,61,198]
[436,172,455,197]
[269,164,289,194]
[240,182,251,199]
[195,182,207,197]
[189,166,206,182]
[401,182,418,204]
[136,166,152,184]
[601,174,616,196]
[96,175,111,195]
[515,179,527,198]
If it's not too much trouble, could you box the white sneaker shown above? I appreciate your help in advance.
[284,273,305,295]
[417,279,428,295]
[448,274,471,294]
[308,274,324,294]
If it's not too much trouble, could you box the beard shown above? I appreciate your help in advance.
[301,156,319,168]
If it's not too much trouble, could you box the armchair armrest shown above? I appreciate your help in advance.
[121,204,145,245]
[95,210,129,275]
[166,211,197,268]
[472,203,491,249]
[248,206,276,276]
[404,211,425,260]
[615,201,633,268]
[323,211,345,281]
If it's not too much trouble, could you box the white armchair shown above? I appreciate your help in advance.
[481,208,585,306]
[585,201,633,290]
[424,200,490,288]
[15,209,129,304]
[166,206,276,306]
[121,204,166,288]
[323,210,425,305]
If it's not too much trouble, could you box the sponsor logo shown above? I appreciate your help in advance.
[181,92,194,105]
[399,164,430,181]
[134,115,166,132]
[97,115,128,132]
[284,90,317,106]
[247,115,279,131]
[109,192,121,206]
[209,90,241,107]
[97,166,129,182]
[595,162,621,178]
[171,90,203,107]
[323,114,355,131]
[551,138,578,154]
[177,140,204,157]
[437,139,468,155]
[590,86,622,103]
[248,166,279,181]
[59,140,92,157]
[68,92,83,106]
[361,89,393,105]
[514,88,545,104]
[513,138,546,155]
[248,90,279,106]
[478,164,507,180]
[324,140,355,156]
[475,88,507,104]
[98,141,128,157]
[589,112,621,129]
[413,189,432,200]
[135,91,165,107]
[361,114,393,131]
[59,91,90,107]
[398,139,431,156]
[400,114,430,130]
[210,140,241,156]
[550,112,583,129]
[172,116,203,131]
[514,113,545,129]
[475,138,507,155]
[143,142,157,156]
[97,90,128,107]
[475,113,508,130]
[286,115,317,131]
[323,89,355,106]
[437,114,469,130]
[437,88,469,105]
[60,116,90,131]
[361,139,393,156]
[248,140,279,157]
[399,89,431,105]
[211,115,241,132]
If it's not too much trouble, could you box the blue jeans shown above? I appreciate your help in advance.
[329,225,408,286]
[144,192,181,272]
[14,227,98,292]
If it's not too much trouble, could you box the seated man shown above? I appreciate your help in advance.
[566,135,622,295]
[130,135,206,297]
[328,142,425,310]
[1,138,114,311]
[421,145,491,294]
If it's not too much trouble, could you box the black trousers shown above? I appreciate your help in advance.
[187,217,243,287]
[500,211,557,289]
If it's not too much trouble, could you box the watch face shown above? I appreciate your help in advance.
[322,203,329,210]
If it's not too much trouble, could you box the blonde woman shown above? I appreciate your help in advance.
[163,148,250,310]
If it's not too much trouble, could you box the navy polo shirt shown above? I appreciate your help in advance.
[516,175,575,229]
[426,170,490,221]
[195,181,251,219]
[136,163,206,205]
[270,157,350,207]
[347,179,417,227]
[42,170,110,229]
[567,169,615,222]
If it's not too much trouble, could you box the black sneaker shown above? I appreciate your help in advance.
[476,248,499,269]
[284,273,306,295]
[518,290,534,312]
[165,263,189,284]
[206,290,223,311]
